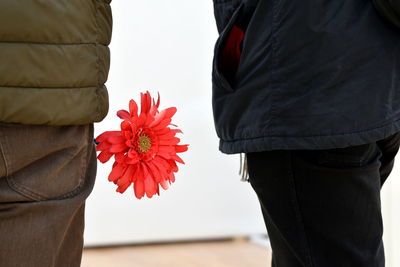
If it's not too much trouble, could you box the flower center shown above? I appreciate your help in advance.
[138,134,151,153]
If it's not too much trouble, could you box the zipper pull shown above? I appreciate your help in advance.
[239,153,249,182]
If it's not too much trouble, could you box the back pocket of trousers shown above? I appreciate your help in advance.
[1,124,92,201]
[316,142,381,168]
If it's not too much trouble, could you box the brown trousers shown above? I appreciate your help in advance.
[0,123,96,267]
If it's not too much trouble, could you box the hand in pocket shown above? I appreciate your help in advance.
[218,24,244,87]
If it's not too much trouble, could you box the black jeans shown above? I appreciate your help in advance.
[247,131,400,267]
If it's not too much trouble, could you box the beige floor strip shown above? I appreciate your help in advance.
[82,239,272,267]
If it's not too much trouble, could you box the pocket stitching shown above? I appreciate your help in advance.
[5,147,87,201]
[317,143,379,167]
[6,175,46,201]
[4,126,90,201]
[54,125,91,200]
[0,135,9,178]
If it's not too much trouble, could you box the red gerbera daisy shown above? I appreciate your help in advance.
[95,91,188,199]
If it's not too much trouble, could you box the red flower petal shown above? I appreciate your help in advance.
[160,178,169,190]
[134,178,145,199]
[154,156,173,172]
[108,135,126,144]
[97,151,113,163]
[158,129,181,140]
[128,149,139,160]
[176,145,189,153]
[116,181,131,194]
[158,145,175,154]
[96,141,111,151]
[151,157,170,180]
[137,113,147,126]
[158,137,180,146]
[171,129,183,134]
[169,172,176,183]
[148,107,174,128]
[140,92,151,115]
[121,120,131,131]
[95,131,121,143]
[155,92,160,109]
[172,154,185,164]
[144,169,158,197]
[152,119,172,132]
[144,174,157,198]
[108,162,127,182]
[130,163,142,183]
[115,153,128,163]
[169,159,179,172]
[117,164,135,186]
[141,162,150,178]
[163,107,177,119]
[129,99,138,117]
[117,110,131,121]
[156,127,171,135]
[109,143,128,153]
[146,162,162,183]
[157,152,172,160]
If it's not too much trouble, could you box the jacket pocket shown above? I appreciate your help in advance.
[212,2,245,92]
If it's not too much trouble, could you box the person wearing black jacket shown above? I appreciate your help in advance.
[212,0,400,266]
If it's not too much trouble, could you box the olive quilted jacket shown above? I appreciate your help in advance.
[0,0,112,125]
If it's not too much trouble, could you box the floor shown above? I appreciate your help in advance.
[81,238,272,267]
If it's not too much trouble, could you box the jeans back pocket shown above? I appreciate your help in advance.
[0,123,93,201]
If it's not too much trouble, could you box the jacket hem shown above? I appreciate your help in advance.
[219,119,400,154]
[0,86,108,125]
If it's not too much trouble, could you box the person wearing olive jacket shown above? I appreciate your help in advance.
[212,0,400,266]
[0,1,112,266]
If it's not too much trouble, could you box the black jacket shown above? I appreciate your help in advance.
[212,0,400,154]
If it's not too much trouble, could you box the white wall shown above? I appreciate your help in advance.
[84,0,266,246]
[84,2,400,266]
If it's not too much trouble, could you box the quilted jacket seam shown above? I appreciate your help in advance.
[0,41,107,46]
[0,85,97,89]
